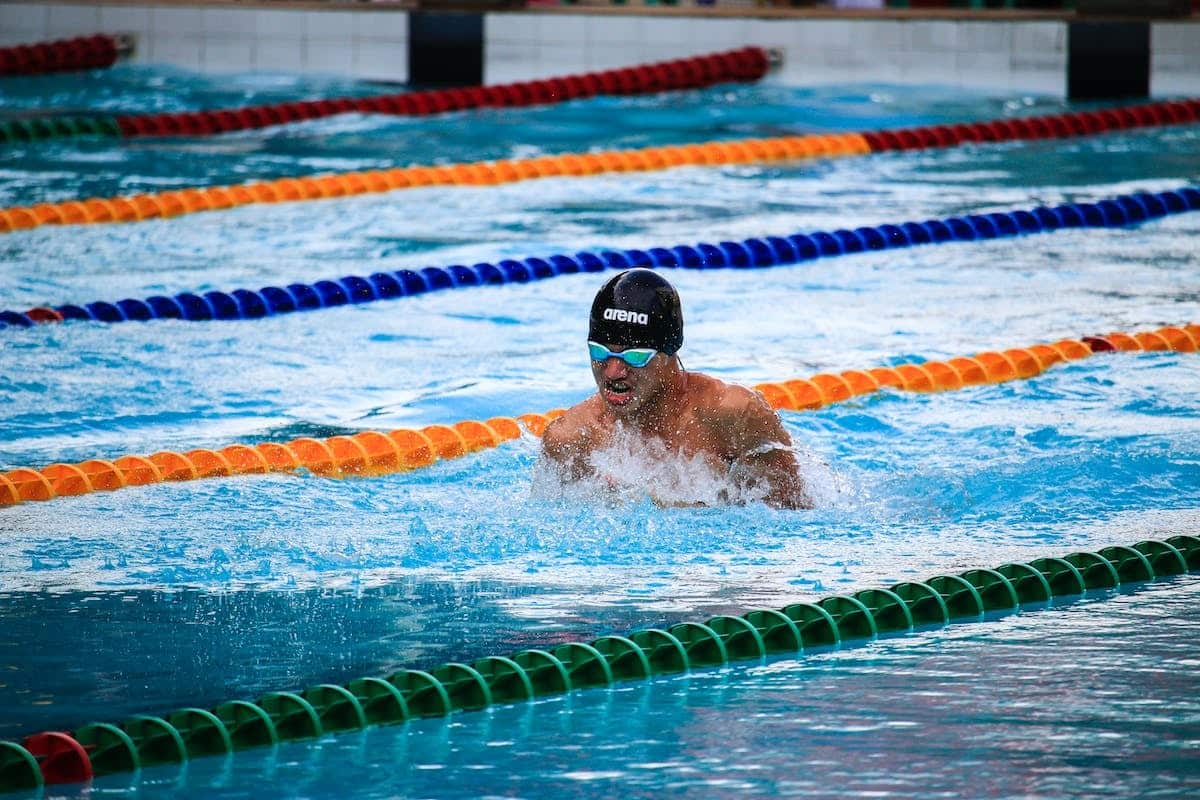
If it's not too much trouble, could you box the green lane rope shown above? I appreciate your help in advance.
[0,116,121,144]
[0,534,1196,792]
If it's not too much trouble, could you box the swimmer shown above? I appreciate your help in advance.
[540,268,812,509]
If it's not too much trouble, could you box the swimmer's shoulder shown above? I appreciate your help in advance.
[542,396,607,455]
[686,372,786,453]
[687,372,770,419]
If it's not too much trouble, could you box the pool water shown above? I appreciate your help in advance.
[1,65,1198,797]
[49,577,1200,800]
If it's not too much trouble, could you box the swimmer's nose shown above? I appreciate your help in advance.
[602,358,629,379]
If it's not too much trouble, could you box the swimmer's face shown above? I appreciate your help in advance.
[591,344,669,415]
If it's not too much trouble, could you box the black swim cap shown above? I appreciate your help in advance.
[588,269,684,355]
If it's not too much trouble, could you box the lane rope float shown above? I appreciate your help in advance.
[0,47,769,145]
[2,186,1196,330]
[0,97,1196,234]
[0,133,870,234]
[0,34,125,77]
[1,324,1195,508]
[1,535,1196,792]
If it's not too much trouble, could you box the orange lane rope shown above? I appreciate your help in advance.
[1,324,1195,507]
[0,133,871,234]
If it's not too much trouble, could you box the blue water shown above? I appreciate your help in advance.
[0,65,1199,797]
[33,577,1200,800]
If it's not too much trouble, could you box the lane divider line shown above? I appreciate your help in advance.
[0,133,869,234]
[0,48,769,144]
[3,186,1196,331]
[2,535,1196,791]
[1,324,1195,508]
[0,97,1195,234]
[0,34,122,77]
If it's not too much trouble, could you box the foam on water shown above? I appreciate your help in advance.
[530,421,841,510]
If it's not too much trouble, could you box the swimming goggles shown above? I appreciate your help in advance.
[588,341,657,368]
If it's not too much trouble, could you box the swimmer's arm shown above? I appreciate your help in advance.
[539,414,596,482]
[729,394,813,510]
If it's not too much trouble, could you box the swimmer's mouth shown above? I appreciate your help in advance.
[604,380,633,405]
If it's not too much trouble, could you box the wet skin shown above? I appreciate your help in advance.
[541,345,812,510]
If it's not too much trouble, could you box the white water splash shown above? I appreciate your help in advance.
[530,423,845,509]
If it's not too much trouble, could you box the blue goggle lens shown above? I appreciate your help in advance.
[588,341,656,368]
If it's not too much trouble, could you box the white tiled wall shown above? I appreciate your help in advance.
[0,1,49,45]
[0,2,408,81]
[486,12,758,81]
[3,2,1198,97]
[486,13,1074,96]
[1152,22,1200,96]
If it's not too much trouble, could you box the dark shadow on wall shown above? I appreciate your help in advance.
[1068,21,1150,100]
[409,11,484,87]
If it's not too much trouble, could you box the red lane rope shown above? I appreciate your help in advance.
[112,47,770,137]
[0,34,120,76]
[862,98,1200,151]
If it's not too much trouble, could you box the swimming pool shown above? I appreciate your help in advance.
[1,64,1199,797]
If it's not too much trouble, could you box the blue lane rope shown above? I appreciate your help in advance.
[2,187,1197,330]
